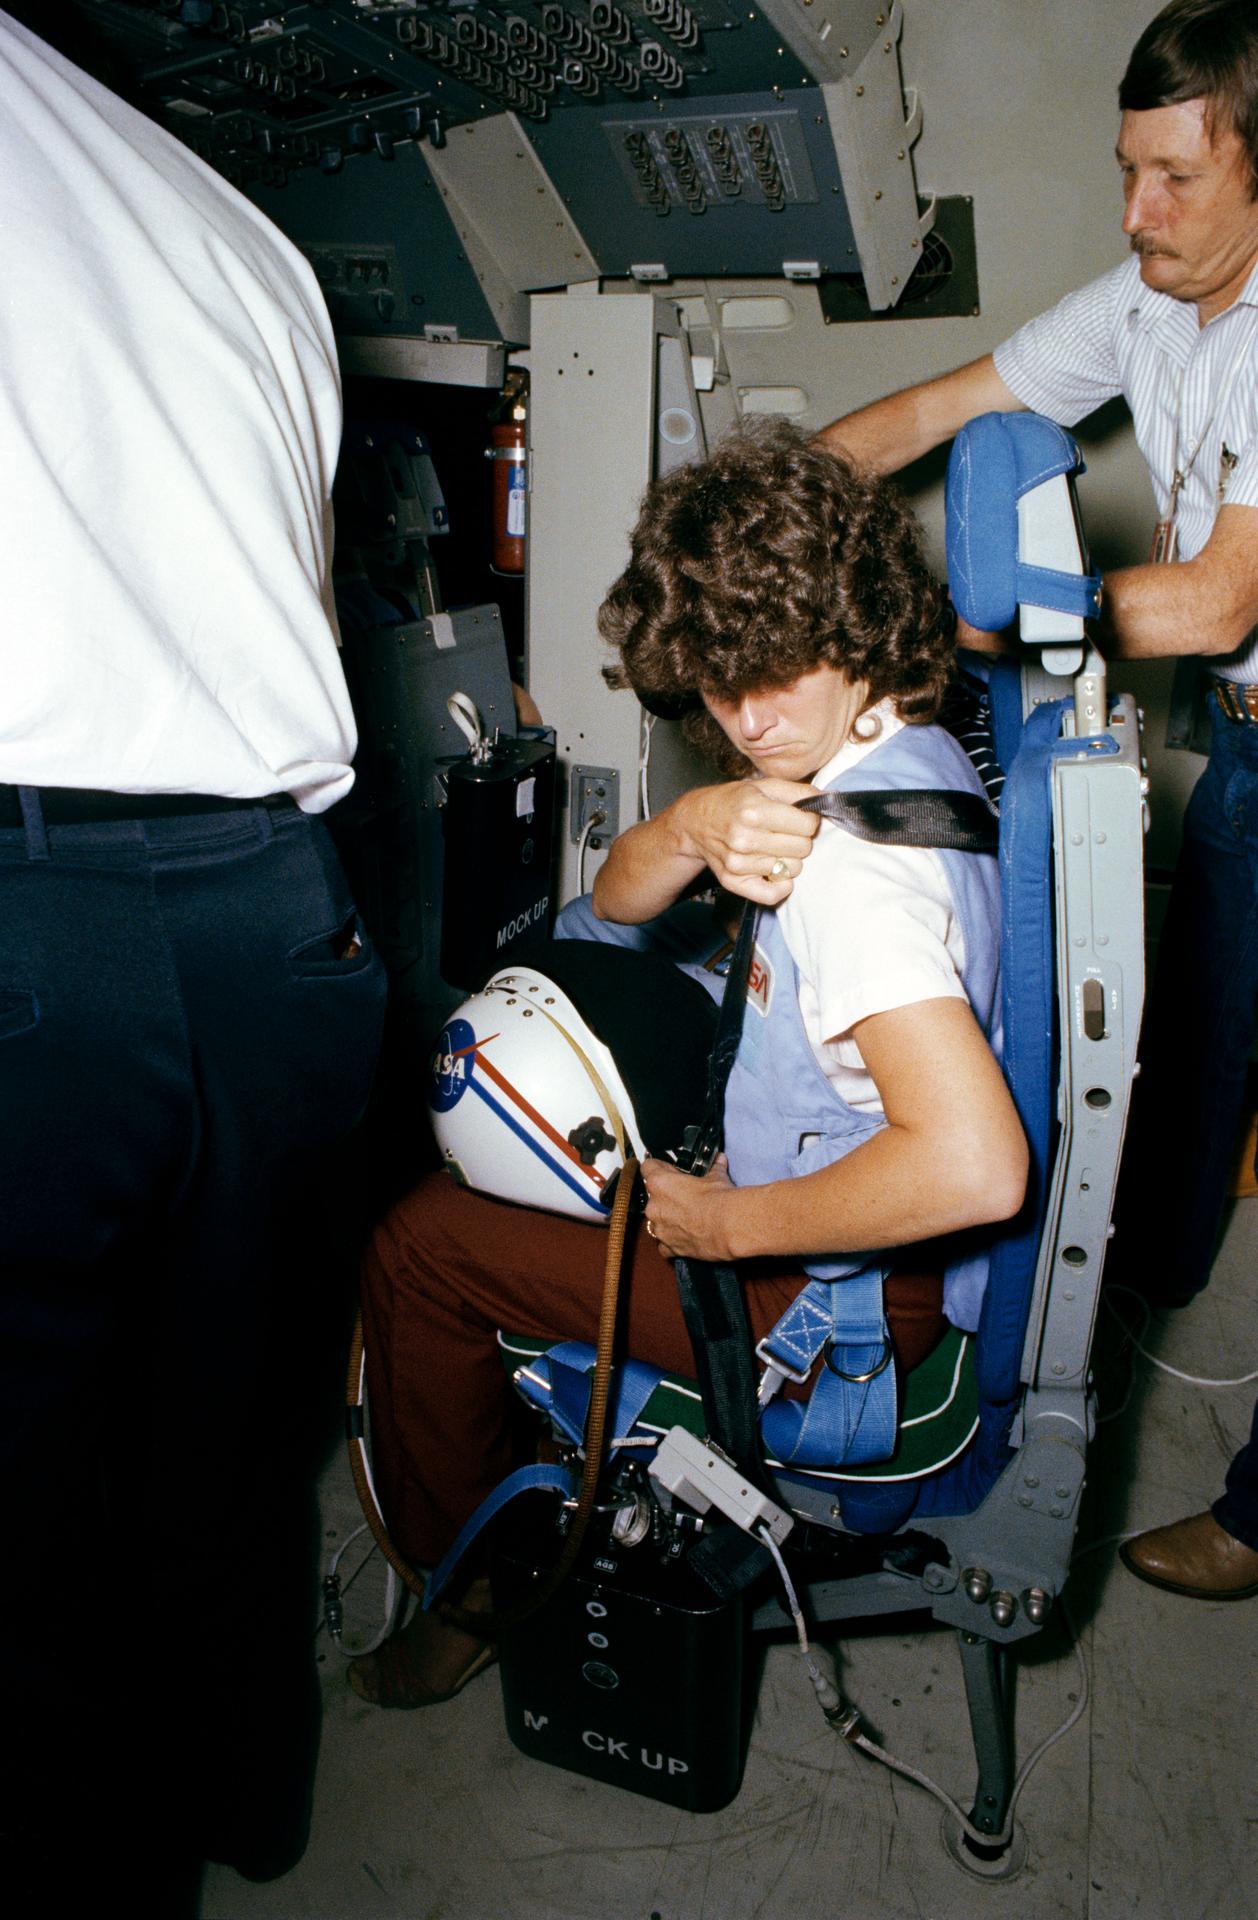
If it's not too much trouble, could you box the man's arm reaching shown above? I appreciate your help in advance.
[815,354,1025,475]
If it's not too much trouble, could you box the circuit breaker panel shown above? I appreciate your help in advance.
[70,0,937,332]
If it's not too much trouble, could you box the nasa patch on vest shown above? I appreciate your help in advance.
[747,944,773,1017]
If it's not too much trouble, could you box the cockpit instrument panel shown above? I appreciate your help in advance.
[68,1,937,327]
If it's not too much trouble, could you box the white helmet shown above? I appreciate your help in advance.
[428,941,718,1222]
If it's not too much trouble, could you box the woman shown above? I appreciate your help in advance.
[351,421,1027,1707]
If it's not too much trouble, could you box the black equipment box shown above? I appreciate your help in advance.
[440,736,555,990]
[492,1497,748,1813]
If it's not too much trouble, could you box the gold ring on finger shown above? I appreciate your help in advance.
[769,858,790,879]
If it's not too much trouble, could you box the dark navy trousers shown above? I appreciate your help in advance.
[0,795,386,1900]
[1118,702,1258,1547]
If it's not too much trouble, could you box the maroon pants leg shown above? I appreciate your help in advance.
[361,1171,944,1564]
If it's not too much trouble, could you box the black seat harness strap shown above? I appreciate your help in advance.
[799,786,999,852]
[671,787,998,1484]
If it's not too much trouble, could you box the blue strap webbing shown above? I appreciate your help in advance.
[542,1343,665,1448]
[986,657,1027,780]
[423,1462,576,1609]
[1015,560,1101,620]
[759,1268,898,1466]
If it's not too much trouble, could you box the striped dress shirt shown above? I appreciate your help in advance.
[994,252,1258,683]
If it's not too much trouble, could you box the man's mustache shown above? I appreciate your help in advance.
[1130,234,1179,259]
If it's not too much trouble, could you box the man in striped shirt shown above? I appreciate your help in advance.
[819,0,1258,1605]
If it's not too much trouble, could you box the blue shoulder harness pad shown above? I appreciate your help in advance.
[946,411,1101,632]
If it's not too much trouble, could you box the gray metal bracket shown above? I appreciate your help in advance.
[1020,694,1145,1399]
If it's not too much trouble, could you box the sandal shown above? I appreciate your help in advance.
[347,1577,496,1709]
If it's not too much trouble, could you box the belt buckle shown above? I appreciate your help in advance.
[1215,681,1258,724]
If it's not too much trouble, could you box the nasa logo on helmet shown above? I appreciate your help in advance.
[430,1017,479,1112]
[428,940,719,1222]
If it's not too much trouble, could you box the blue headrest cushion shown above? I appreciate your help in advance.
[945,412,1101,632]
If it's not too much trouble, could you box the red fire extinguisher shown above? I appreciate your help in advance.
[486,370,527,577]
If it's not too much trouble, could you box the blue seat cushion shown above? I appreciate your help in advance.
[500,1323,978,1491]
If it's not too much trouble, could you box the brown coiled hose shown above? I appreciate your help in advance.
[345,1157,640,1635]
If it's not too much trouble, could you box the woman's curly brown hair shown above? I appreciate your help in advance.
[598,417,954,775]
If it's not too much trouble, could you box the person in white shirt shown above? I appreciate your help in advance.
[815,0,1258,1605]
[0,6,385,1903]
[345,422,1025,1711]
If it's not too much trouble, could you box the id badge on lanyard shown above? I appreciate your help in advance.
[1152,443,1240,564]
[1150,514,1179,565]
[1154,303,1258,563]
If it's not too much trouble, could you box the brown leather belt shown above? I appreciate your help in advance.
[0,786,292,829]
[1213,681,1258,724]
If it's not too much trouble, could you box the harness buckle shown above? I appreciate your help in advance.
[823,1335,893,1385]
[754,1335,813,1386]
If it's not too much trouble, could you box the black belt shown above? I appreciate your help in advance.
[0,786,292,829]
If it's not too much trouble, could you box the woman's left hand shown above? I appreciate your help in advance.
[640,1153,736,1262]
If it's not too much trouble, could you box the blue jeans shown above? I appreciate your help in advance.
[1121,703,1258,1296]
[1216,1393,1258,1551]
[1117,701,1258,1542]
[0,796,386,1898]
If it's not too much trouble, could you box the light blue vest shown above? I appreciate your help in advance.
[726,720,1002,1329]
[556,721,1003,1468]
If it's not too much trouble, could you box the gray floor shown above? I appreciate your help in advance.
[203,1203,1258,1920]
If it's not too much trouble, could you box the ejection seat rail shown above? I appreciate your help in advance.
[1021,691,1145,1422]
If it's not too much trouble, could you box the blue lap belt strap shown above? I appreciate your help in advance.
[423,1353,665,1606]
[757,1267,897,1467]
[538,1342,668,1449]
[424,1462,576,1608]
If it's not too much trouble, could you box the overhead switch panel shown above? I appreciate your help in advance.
[74,0,945,320]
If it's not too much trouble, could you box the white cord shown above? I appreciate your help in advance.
[831,1276,1253,1839]
[575,808,607,896]
[758,1528,846,1717]
[322,1350,413,1656]
[757,1521,1089,1853]
[447,690,486,758]
[1071,1529,1142,1563]
[328,1519,371,1581]
[639,712,656,821]
[1105,1284,1258,1388]
[846,1619,1088,1854]
[322,1524,405,1658]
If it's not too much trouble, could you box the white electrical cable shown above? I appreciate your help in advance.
[1071,1530,1143,1563]
[1105,1283,1258,1388]
[757,1521,1090,1854]
[575,808,607,896]
[758,1527,846,1717]
[327,1519,371,1582]
[639,712,656,821]
[322,1525,404,1658]
[322,1348,413,1655]
[845,1621,1088,1854]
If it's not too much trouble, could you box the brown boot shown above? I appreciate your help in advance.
[1119,1512,1258,1600]
[348,1577,496,1708]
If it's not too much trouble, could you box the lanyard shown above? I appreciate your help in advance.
[1154,309,1258,562]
